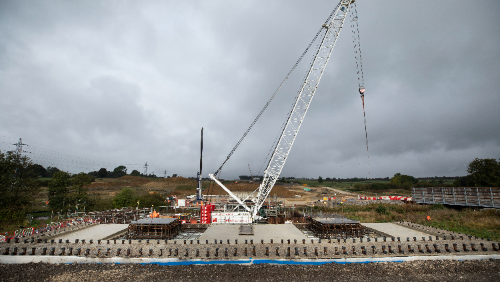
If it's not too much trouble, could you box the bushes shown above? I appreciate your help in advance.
[112,188,166,209]
[376,205,388,215]
[88,194,113,211]
[371,183,390,190]
[137,193,166,208]
[37,179,50,187]
[431,203,446,210]
[351,183,364,191]
[112,188,136,208]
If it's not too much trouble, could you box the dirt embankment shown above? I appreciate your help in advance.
[77,176,319,200]
[204,182,307,198]
[142,177,197,190]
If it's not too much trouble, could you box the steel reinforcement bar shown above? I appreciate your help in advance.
[309,219,365,239]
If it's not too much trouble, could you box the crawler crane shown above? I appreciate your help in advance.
[210,0,366,221]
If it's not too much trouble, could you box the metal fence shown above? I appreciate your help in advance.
[412,187,500,208]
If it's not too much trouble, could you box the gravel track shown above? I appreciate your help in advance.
[1,260,499,282]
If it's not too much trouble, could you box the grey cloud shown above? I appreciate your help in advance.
[1,0,499,179]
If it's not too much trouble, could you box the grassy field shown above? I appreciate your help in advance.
[290,179,413,196]
[38,177,52,181]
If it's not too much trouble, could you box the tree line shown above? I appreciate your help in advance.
[0,150,164,229]
[29,162,164,179]
[1,148,498,229]
[351,158,500,191]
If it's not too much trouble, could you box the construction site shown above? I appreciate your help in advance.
[2,195,500,264]
[2,1,500,281]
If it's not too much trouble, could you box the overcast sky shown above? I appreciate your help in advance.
[1,0,499,180]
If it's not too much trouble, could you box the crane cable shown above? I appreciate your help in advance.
[207,3,345,200]
[206,31,323,199]
[211,6,341,182]
[350,2,370,177]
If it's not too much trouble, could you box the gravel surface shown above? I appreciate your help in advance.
[1,260,499,282]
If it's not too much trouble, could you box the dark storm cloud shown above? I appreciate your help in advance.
[1,0,499,179]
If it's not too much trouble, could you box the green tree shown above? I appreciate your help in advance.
[0,151,41,227]
[390,173,418,190]
[318,176,324,183]
[453,175,474,187]
[130,170,141,176]
[46,166,61,177]
[97,168,108,178]
[113,188,136,208]
[48,171,70,211]
[70,172,94,206]
[28,164,48,177]
[465,158,500,187]
[137,192,165,208]
[113,165,127,178]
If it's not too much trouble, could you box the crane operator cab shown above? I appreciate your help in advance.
[359,86,365,96]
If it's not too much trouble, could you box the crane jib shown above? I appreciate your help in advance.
[252,0,355,220]
[211,0,359,221]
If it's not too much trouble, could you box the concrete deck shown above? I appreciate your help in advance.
[362,223,432,239]
[199,224,308,243]
[53,224,128,241]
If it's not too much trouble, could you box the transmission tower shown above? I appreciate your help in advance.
[13,138,26,156]
[144,162,148,175]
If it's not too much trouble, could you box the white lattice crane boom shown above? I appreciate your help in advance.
[210,0,357,220]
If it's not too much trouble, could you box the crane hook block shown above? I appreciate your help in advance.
[359,86,365,95]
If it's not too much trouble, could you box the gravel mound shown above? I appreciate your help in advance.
[1,259,499,282]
